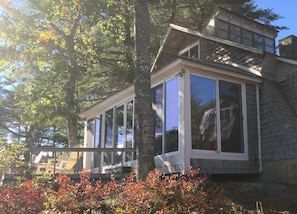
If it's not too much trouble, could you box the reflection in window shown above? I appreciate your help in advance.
[94,115,102,148]
[94,115,102,168]
[153,84,163,155]
[219,81,244,153]
[190,75,245,154]
[115,105,124,164]
[125,101,134,161]
[190,76,216,150]
[104,108,113,165]
[165,78,179,153]
[215,19,274,53]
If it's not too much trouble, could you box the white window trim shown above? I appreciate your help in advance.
[189,73,249,161]
[152,75,181,156]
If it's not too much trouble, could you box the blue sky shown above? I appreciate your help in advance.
[255,0,297,42]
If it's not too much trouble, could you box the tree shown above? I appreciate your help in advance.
[0,0,285,176]
[0,139,28,175]
[134,0,155,180]
[0,0,128,147]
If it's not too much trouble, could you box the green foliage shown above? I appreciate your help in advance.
[0,139,28,172]
[0,0,285,146]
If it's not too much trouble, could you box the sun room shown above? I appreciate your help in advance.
[80,7,278,175]
[81,35,264,175]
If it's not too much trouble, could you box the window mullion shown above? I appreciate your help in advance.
[123,102,128,162]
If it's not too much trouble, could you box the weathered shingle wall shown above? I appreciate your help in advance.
[260,77,297,161]
[278,64,297,114]
[246,84,260,163]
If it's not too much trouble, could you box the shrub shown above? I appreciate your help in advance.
[0,180,46,213]
[113,168,224,213]
[0,168,225,213]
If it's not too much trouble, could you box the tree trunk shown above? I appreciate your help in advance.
[134,0,155,180]
[67,117,79,146]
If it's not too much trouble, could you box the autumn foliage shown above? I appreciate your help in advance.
[0,168,225,213]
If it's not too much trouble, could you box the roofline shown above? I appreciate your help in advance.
[276,56,297,65]
[81,57,262,119]
[151,24,264,72]
[79,85,134,119]
[212,7,278,36]
[180,58,262,82]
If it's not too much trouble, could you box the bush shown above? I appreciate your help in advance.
[114,168,223,213]
[0,168,225,213]
[0,180,46,213]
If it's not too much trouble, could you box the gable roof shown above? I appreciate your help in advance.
[151,24,265,73]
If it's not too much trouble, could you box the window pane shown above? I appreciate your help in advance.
[94,115,102,168]
[230,25,240,35]
[230,24,241,43]
[94,115,102,148]
[126,100,135,161]
[242,29,253,46]
[190,45,199,58]
[104,108,113,165]
[115,105,124,164]
[217,29,229,40]
[165,79,179,153]
[217,20,229,40]
[191,75,216,150]
[231,34,241,43]
[217,19,228,31]
[254,34,264,50]
[243,29,253,39]
[219,81,244,153]
[265,38,275,53]
[153,84,163,155]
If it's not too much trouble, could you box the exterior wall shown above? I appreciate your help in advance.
[259,60,297,184]
[261,159,297,184]
[191,83,260,174]
[277,62,297,114]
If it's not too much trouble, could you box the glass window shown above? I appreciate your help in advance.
[165,78,179,153]
[125,100,135,161]
[104,108,113,165]
[94,115,102,148]
[217,29,229,40]
[115,105,124,164]
[190,75,245,154]
[153,84,164,155]
[254,33,264,50]
[190,75,217,150]
[219,81,244,153]
[265,38,275,53]
[230,25,241,43]
[217,20,229,40]
[189,45,199,58]
[87,118,95,135]
[94,115,102,168]
[217,19,229,31]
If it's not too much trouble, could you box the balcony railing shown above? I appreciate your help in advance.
[30,147,136,178]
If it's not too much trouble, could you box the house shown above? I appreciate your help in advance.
[80,7,297,184]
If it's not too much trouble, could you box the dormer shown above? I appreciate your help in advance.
[203,7,278,53]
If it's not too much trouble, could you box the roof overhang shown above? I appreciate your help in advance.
[151,24,263,73]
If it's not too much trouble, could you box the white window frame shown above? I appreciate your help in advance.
[189,72,249,161]
[152,75,181,157]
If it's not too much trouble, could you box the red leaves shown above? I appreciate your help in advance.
[0,180,46,213]
[0,168,223,213]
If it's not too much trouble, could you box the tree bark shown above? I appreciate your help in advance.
[134,0,155,180]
